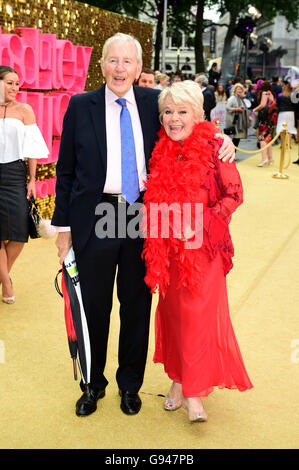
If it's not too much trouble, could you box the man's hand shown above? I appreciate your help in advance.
[182,225,195,241]
[216,133,236,163]
[174,225,195,242]
[56,231,72,265]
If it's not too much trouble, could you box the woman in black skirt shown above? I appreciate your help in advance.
[0,66,49,304]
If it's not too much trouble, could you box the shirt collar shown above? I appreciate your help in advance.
[105,85,136,106]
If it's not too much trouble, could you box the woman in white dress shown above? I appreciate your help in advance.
[276,81,297,140]
[0,66,49,304]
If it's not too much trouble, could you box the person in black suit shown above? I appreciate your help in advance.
[195,75,216,121]
[208,62,221,88]
[52,33,236,418]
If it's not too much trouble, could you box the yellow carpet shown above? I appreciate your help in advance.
[1,143,299,449]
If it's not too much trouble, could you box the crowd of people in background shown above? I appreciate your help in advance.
[136,64,299,166]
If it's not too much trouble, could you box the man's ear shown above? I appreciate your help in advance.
[135,62,143,81]
[100,58,106,78]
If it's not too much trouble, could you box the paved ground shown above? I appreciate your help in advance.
[1,139,299,454]
[234,127,283,163]
[235,128,259,162]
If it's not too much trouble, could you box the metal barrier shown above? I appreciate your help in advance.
[216,121,292,179]
[273,123,291,179]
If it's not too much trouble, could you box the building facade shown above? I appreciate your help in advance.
[215,13,299,80]
[139,8,298,80]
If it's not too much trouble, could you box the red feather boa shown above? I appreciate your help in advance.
[141,121,234,297]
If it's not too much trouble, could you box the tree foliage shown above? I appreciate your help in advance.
[216,0,299,79]
[77,0,202,71]
[78,0,299,76]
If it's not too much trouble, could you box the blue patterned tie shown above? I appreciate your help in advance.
[116,98,140,205]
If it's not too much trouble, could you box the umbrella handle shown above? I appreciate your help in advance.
[55,269,63,297]
[73,358,78,381]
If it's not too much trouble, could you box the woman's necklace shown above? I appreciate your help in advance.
[177,141,185,161]
[0,101,13,119]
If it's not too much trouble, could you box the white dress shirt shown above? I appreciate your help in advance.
[104,85,146,194]
[55,85,146,232]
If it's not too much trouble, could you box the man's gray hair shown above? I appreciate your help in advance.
[101,33,143,64]
[195,75,208,87]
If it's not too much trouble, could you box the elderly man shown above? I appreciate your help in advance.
[195,74,216,121]
[52,33,236,418]
[137,68,156,88]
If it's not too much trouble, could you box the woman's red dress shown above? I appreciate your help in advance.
[142,122,253,397]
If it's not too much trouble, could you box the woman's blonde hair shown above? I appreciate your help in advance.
[159,80,204,122]
[156,73,169,83]
[232,83,245,95]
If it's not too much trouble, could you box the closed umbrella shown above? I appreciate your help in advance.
[55,247,91,385]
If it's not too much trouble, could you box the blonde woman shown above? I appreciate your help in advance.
[142,81,253,424]
[155,73,170,90]
[225,83,250,148]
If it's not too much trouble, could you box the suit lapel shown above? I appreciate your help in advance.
[88,85,153,171]
[89,85,107,169]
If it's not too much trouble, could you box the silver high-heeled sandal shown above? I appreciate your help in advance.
[164,396,182,411]
[2,296,15,304]
[190,410,208,423]
[182,398,208,422]
[257,160,269,167]
[2,278,15,304]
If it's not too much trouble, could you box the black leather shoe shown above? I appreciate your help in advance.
[119,390,141,415]
[292,159,299,165]
[76,385,105,417]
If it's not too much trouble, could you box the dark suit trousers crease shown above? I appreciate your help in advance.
[75,202,152,393]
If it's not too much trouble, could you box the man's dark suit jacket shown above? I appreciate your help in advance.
[203,87,216,121]
[52,85,161,254]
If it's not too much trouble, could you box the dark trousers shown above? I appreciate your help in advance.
[233,138,240,148]
[76,201,152,392]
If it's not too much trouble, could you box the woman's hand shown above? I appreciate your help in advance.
[27,177,36,199]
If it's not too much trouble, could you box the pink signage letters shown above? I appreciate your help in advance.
[0,26,93,199]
